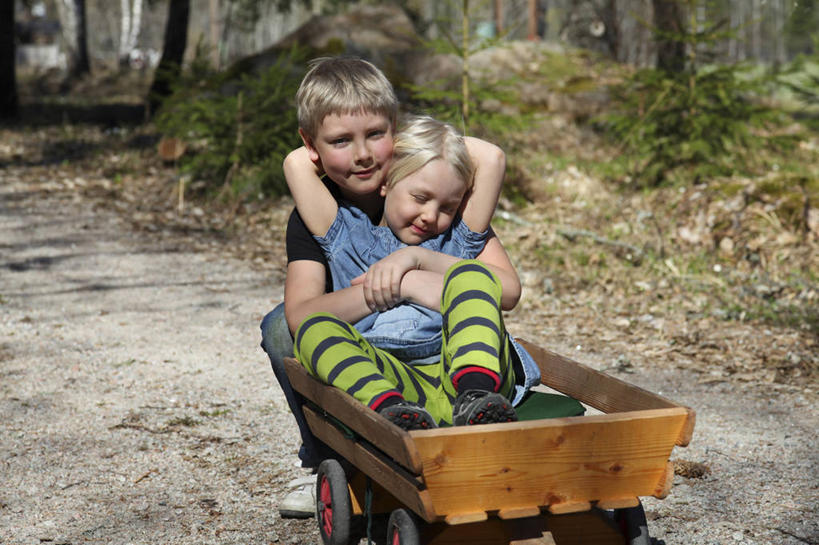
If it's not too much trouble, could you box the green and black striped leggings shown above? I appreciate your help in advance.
[293,260,516,426]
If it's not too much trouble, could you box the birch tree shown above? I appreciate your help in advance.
[119,0,144,66]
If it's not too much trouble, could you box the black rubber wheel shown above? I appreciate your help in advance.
[316,459,352,545]
[614,501,653,545]
[386,508,420,545]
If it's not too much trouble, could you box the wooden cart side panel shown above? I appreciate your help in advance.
[411,407,688,517]
[283,357,424,473]
[517,339,696,447]
[302,406,438,522]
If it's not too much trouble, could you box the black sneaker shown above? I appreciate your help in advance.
[377,400,438,431]
[452,390,518,426]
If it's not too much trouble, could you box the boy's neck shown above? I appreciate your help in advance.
[342,190,384,223]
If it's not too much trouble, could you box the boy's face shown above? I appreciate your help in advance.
[301,112,394,201]
[380,159,466,245]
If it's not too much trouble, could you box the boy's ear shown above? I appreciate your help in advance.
[298,128,320,163]
[379,183,388,197]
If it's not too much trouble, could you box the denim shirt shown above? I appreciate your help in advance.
[315,203,541,405]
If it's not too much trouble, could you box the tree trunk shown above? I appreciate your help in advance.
[652,0,686,72]
[57,0,90,78]
[73,0,90,76]
[119,0,144,66]
[119,0,131,63]
[0,0,19,121]
[148,0,190,114]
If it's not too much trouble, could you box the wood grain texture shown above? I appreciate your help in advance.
[411,408,689,515]
[284,357,423,473]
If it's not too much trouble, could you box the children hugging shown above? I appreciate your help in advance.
[260,55,542,484]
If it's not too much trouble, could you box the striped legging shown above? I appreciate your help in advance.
[293,260,516,425]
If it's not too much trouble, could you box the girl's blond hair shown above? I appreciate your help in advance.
[386,115,475,192]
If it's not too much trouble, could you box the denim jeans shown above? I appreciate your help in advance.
[260,303,331,468]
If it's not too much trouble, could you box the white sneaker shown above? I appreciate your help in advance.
[279,476,315,519]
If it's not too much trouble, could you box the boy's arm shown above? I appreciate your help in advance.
[460,137,506,232]
[284,260,374,334]
[283,147,338,237]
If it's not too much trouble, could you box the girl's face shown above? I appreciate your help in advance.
[380,159,467,245]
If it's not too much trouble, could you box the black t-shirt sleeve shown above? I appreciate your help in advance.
[285,207,333,292]
[286,208,326,264]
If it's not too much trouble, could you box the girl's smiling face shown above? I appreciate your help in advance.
[380,159,467,245]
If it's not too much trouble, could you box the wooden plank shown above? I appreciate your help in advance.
[284,357,424,473]
[517,339,696,446]
[498,506,543,519]
[302,406,437,522]
[445,511,489,525]
[653,461,674,499]
[547,501,592,515]
[595,497,640,510]
[411,408,688,516]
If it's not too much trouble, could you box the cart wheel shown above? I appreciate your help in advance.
[316,459,352,545]
[387,508,420,545]
[614,501,654,545]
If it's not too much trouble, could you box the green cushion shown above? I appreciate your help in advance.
[515,391,585,421]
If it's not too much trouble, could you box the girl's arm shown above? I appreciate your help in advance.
[283,147,338,237]
[460,137,506,233]
[358,232,521,312]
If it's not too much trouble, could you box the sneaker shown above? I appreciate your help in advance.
[377,400,438,431]
[452,390,518,426]
[279,476,315,519]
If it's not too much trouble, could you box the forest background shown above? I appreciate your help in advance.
[2,0,817,397]
[1,1,818,543]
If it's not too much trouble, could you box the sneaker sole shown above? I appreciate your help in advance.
[455,393,518,426]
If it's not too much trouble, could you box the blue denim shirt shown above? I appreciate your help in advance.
[315,204,541,405]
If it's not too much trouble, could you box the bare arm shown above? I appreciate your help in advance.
[460,137,506,232]
[284,260,374,334]
[362,232,521,312]
[283,147,337,237]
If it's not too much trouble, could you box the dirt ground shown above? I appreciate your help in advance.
[1,162,818,544]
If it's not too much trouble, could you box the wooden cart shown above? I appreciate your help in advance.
[283,339,695,545]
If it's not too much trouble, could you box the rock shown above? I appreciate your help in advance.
[719,236,734,254]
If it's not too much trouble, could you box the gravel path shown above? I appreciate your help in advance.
[1,177,817,545]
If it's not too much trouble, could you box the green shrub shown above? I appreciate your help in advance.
[602,63,775,186]
[598,4,790,187]
[155,46,305,199]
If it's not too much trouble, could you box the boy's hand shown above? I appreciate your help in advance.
[351,248,421,312]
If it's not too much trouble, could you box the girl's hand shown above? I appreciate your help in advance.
[351,248,421,312]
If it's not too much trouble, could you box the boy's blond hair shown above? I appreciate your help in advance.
[296,56,399,139]
[386,115,475,192]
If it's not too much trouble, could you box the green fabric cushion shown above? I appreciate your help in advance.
[515,391,585,421]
